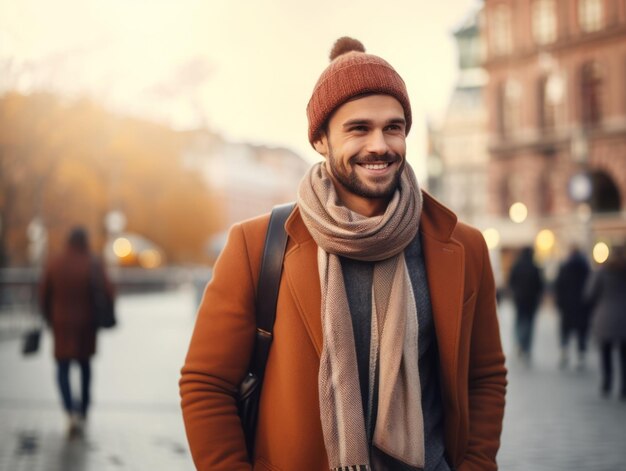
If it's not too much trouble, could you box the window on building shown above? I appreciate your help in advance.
[538,172,554,216]
[499,176,511,216]
[532,0,557,45]
[580,61,604,126]
[538,74,564,132]
[491,4,513,55]
[498,79,522,137]
[578,0,604,32]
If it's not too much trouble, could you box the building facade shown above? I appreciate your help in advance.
[483,0,626,267]
[181,129,310,258]
[427,8,491,228]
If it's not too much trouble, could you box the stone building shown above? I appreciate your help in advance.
[181,129,310,258]
[427,8,490,228]
[482,0,626,264]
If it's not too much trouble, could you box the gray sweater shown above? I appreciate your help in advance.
[340,234,451,471]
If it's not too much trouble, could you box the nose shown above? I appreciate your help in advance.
[365,129,390,156]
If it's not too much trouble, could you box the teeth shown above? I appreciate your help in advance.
[362,163,389,170]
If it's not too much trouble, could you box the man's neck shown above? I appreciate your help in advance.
[332,183,390,217]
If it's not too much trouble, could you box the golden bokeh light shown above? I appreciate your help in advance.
[592,242,610,264]
[139,249,162,269]
[535,229,555,253]
[509,202,528,223]
[482,228,501,250]
[113,237,133,258]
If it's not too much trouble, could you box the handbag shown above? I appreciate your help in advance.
[21,328,41,355]
[91,258,116,329]
[237,202,294,460]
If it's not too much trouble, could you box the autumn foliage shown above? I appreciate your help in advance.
[0,92,222,267]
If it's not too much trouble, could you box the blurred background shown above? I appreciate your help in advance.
[1,0,625,470]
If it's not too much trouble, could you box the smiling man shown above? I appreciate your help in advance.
[180,37,507,471]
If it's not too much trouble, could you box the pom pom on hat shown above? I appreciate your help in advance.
[329,37,365,61]
[307,37,412,146]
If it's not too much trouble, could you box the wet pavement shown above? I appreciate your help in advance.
[497,297,626,471]
[0,288,197,471]
[0,287,625,470]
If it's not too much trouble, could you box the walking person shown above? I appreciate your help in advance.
[585,244,626,400]
[554,246,592,369]
[39,227,114,436]
[508,246,544,364]
[180,37,507,470]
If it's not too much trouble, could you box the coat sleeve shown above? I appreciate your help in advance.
[179,222,259,471]
[458,236,507,471]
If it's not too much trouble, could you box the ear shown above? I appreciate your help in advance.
[313,133,328,157]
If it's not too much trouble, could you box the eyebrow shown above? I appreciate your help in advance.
[342,117,406,129]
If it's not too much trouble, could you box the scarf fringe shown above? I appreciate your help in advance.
[331,466,370,471]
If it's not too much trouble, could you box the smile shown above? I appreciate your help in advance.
[359,162,391,170]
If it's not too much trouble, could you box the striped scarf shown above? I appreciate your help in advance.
[297,162,425,471]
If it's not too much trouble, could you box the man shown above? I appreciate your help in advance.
[180,37,507,471]
[554,246,591,369]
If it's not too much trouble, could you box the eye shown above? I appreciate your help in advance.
[349,125,368,133]
[385,123,405,131]
[348,124,369,134]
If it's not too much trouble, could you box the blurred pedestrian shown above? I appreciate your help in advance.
[554,246,592,369]
[508,246,544,364]
[585,244,626,400]
[39,227,114,436]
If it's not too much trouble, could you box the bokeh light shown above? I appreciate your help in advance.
[509,202,528,223]
[482,228,501,250]
[139,249,162,269]
[113,237,133,258]
[535,229,555,253]
[592,241,610,264]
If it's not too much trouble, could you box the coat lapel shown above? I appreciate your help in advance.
[419,192,464,421]
[283,208,324,356]
[421,234,464,384]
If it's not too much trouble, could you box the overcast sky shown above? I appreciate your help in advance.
[0,0,481,169]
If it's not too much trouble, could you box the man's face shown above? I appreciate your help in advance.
[314,94,406,214]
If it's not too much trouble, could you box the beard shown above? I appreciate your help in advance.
[326,145,405,200]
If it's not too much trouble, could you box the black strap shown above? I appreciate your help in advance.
[250,202,295,381]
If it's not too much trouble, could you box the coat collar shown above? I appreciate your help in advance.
[282,192,463,369]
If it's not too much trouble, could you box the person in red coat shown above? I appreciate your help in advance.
[39,227,114,435]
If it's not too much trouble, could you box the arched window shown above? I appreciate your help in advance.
[532,0,557,45]
[580,61,604,127]
[589,171,621,213]
[578,0,604,32]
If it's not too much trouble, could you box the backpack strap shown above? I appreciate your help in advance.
[250,202,295,381]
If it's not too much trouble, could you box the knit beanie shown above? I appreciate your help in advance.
[307,37,412,146]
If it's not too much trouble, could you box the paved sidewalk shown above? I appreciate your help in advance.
[0,288,198,471]
[497,299,626,471]
[0,289,625,470]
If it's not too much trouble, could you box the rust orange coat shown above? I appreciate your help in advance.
[39,249,113,360]
[180,193,507,471]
